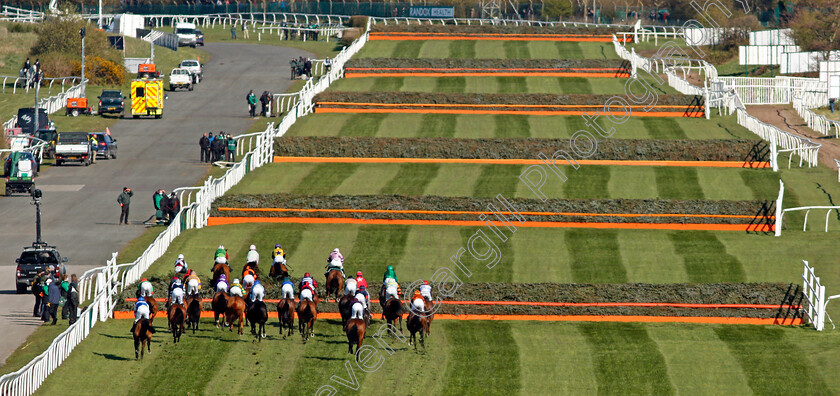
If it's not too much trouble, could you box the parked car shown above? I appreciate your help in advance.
[175,22,197,47]
[15,244,67,294]
[89,132,118,159]
[55,132,94,166]
[195,29,204,46]
[179,59,203,83]
[97,90,125,116]
[168,68,193,91]
[15,108,54,134]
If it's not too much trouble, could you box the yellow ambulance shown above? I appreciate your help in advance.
[130,78,164,119]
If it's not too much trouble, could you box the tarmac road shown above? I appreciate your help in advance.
[0,42,313,366]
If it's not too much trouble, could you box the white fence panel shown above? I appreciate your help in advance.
[750,29,795,46]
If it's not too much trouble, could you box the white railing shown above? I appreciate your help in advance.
[736,108,819,170]
[0,5,43,23]
[716,76,826,105]
[793,96,840,138]
[0,21,372,396]
[666,69,704,96]
[0,75,82,95]
[776,205,840,235]
[801,260,840,331]
[369,15,631,28]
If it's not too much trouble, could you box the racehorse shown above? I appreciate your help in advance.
[212,263,231,287]
[296,299,317,343]
[324,269,344,301]
[167,303,186,344]
[337,294,354,329]
[407,313,428,351]
[382,297,404,333]
[277,298,295,339]
[225,295,247,335]
[212,291,227,328]
[133,318,155,359]
[269,258,290,279]
[146,296,159,325]
[185,295,202,334]
[345,319,366,355]
[247,300,268,342]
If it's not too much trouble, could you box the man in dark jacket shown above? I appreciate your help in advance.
[304,58,312,78]
[199,133,210,162]
[32,270,46,317]
[118,187,133,225]
[165,193,180,225]
[212,134,225,162]
[67,275,79,325]
[48,278,60,325]
[259,91,269,117]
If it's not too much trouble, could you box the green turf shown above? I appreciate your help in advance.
[338,113,388,137]
[357,40,619,60]
[228,163,779,202]
[642,118,688,139]
[417,113,457,138]
[567,229,628,283]
[435,76,466,93]
[441,321,521,395]
[287,113,759,140]
[449,40,476,58]
[503,41,531,59]
[669,232,746,283]
[329,75,669,94]
[494,114,530,138]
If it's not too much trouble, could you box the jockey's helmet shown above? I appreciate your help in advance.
[275,243,281,248]
[177,254,184,259]
[356,271,363,277]
[249,244,256,250]
[141,278,147,282]
[304,272,310,277]
[333,248,340,253]
[218,245,224,249]
[359,285,366,290]
[233,278,240,284]
[424,280,429,285]
[254,280,261,286]
[138,296,145,302]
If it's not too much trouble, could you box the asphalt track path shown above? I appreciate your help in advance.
[0,42,313,366]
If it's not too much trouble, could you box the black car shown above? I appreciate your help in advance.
[89,132,118,159]
[195,29,204,46]
[15,108,54,134]
[15,244,67,294]
[97,90,125,116]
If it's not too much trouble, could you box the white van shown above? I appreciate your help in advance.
[175,22,197,48]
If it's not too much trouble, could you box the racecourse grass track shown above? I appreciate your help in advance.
[34,319,839,395]
[285,113,757,139]
[226,163,781,201]
[355,40,619,60]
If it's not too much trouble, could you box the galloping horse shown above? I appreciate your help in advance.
[345,319,366,355]
[133,318,155,359]
[212,291,228,328]
[185,295,202,334]
[337,294,354,329]
[324,269,344,301]
[382,298,404,333]
[225,295,247,335]
[296,299,317,343]
[146,296,160,325]
[269,258,290,279]
[247,300,268,342]
[211,263,231,287]
[407,313,428,351]
[167,303,186,344]
[277,298,295,339]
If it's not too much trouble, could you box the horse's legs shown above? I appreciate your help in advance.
[134,338,140,359]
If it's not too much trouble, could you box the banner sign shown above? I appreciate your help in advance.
[409,6,455,18]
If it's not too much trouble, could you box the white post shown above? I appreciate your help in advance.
[774,180,784,236]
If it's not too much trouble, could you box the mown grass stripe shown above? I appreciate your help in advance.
[494,115,530,138]
[435,76,467,93]
[669,231,746,282]
[563,166,610,199]
[449,40,477,58]
[567,229,627,283]
[441,321,522,395]
[740,169,780,200]
[473,165,523,198]
[503,41,531,58]
[337,113,388,137]
[654,167,705,199]
[512,322,598,394]
[458,226,514,283]
[349,225,410,276]
[559,77,593,94]
[392,40,423,58]
[380,163,441,196]
[291,164,359,195]
[714,326,830,395]
[370,76,404,91]
[495,76,528,93]
[579,322,675,396]
[642,118,688,139]
[417,113,457,137]
[557,41,584,58]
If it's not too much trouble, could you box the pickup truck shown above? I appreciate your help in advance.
[55,131,94,166]
[179,59,203,84]
[168,68,193,91]
[97,90,125,116]
[15,243,67,294]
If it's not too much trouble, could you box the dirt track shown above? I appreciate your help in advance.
[747,105,840,169]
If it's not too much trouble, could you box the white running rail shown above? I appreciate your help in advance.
[793,95,840,137]
[801,260,840,331]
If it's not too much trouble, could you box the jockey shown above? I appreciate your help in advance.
[272,243,286,259]
[354,286,370,316]
[300,281,316,302]
[170,280,185,305]
[299,272,317,291]
[215,274,229,293]
[137,278,154,297]
[130,296,150,333]
[280,277,295,300]
[324,248,345,278]
[411,290,426,314]
[350,296,365,320]
[382,265,398,283]
[344,276,357,296]
[185,270,201,296]
[215,255,228,267]
[174,254,188,274]
[355,271,368,289]
[250,280,265,302]
[229,279,244,297]
[242,266,256,289]
[215,245,228,260]
[383,280,399,301]
[246,244,259,267]
[168,276,180,293]
[273,254,287,272]
[419,280,433,302]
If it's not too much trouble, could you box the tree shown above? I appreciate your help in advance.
[787,0,840,57]
[542,0,573,19]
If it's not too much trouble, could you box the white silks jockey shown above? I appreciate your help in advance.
[138,278,154,297]
[281,278,295,300]
[350,295,365,320]
[344,277,357,296]
[250,280,265,302]
[174,254,188,274]
[229,279,244,297]
[411,290,426,314]
[419,280,433,302]
[134,296,150,322]
[246,244,259,267]
[300,282,315,302]
[383,277,399,301]
[354,285,370,311]
[170,279,185,305]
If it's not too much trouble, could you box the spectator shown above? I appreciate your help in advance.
[260,91,270,117]
[227,133,237,162]
[23,58,30,73]
[324,57,332,73]
[243,22,249,39]
[60,274,70,320]
[830,98,835,113]
[40,274,52,322]
[145,189,166,225]
[212,134,225,162]
[32,269,46,317]
[48,278,60,325]
[247,90,257,117]
[208,132,215,162]
[304,58,312,78]
[165,192,180,225]
[89,134,97,164]
[200,133,210,162]
[34,58,40,74]
[67,274,79,325]
[118,187,133,225]
[231,25,237,39]
[290,58,298,80]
